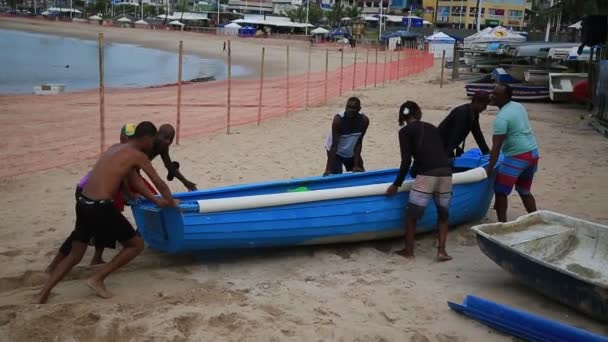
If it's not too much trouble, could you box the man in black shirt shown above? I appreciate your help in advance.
[438,91,490,157]
[386,101,453,261]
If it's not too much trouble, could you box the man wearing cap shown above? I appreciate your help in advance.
[386,101,453,261]
[438,92,490,158]
[122,123,197,192]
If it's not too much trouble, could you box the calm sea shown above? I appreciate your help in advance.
[0,28,248,93]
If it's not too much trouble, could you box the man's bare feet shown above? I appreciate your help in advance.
[437,250,452,262]
[395,248,414,259]
[32,291,49,304]
[86,278,114,299]
[90,259,106,266]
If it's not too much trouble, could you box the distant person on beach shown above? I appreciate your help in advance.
[223,41,227,52]
[44,124,158,275]
[34,121,178,304]
[486,83,539,222]
[148,124,198,191]
[438,91,491,158]
[386,101,453,261]
[324,97,369,176]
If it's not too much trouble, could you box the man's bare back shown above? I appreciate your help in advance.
[84,142,174,205]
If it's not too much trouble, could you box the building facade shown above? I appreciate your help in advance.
[422,0,526,29]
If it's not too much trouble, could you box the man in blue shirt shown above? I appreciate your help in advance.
[486,84,539,222]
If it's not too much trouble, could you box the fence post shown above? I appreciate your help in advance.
[440,50,446,89]
[364,48,369,88]
[176,40,183,145]
[397,48,401,80]
[339,48,344,95]
[306,46,311,109]
[374,48,378,88]
[352,47,357,91]
[257,47,265,126]
[324,49,329,103]
[286,45,290,113]
[388,49,393,83]
[98,32,105,154]
[383,49,387,86]
[451,41,459,81]
[226,40,231,134]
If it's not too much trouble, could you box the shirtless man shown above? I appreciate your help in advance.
[34,121,178,304]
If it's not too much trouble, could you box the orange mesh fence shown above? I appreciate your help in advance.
[0,48,433,179]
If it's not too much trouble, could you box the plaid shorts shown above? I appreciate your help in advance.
[407,175,452,219]
[495,149,539,196]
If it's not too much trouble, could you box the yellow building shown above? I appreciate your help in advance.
[422,0,526,29]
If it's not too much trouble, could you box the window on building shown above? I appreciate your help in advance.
[508,10,523,19]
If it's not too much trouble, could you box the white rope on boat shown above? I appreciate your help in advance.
[196,167,488,214]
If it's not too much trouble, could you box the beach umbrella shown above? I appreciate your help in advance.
[89,15,103,20]
[135,19,148,25]
[117,17,132,23]
[169,20,184,27]
[310,27,329,35]
[568,21,582,30]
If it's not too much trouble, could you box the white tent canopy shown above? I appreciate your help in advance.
[425,32,455,42]
[464,26,525,50]
[88,15,103,20]
[156,14,178,20]
[310,27,329,35]
[221,22,241,36]
[426,32,456,59]
[117,17,132,23]
[46,7,82,14]
[568,21,582,29]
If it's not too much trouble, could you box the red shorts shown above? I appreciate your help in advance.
[131,175,158,195]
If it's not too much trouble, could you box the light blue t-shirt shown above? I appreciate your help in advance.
[493,101,538,156]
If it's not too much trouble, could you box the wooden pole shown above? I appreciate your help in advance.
[306,46,311,109]
[257,47,265,126]
[339,48,344,95]
[226,40,231,134]
[324,49,329,103]
[352,47,357,91]
[388,49,393,83]
[374,48,378,88]
[397,48,401,80]
[98,33,105,154]
[364,48,369,88]
[285,45,290,113]
[451,41,459,80]
[440,50,446,89]
[97,33,106,154]
[383,49,387,86]
[176,40,183,145]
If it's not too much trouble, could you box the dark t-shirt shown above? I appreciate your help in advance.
[437,103,489,156]
[393,121,451,187]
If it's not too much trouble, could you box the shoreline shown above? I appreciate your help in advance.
[0,16,345,84]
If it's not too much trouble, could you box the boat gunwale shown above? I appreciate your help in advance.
[471,210,608,288]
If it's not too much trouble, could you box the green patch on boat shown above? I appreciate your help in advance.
[288,186,310,193]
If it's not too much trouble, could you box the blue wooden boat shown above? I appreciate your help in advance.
[131,149,497,253]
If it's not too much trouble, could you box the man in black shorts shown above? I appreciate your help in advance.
[34,121,179,304]
[386,101,453,261]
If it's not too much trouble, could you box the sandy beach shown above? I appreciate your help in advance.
[1,17,608,341]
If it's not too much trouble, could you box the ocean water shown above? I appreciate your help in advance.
[0,29,248,93]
